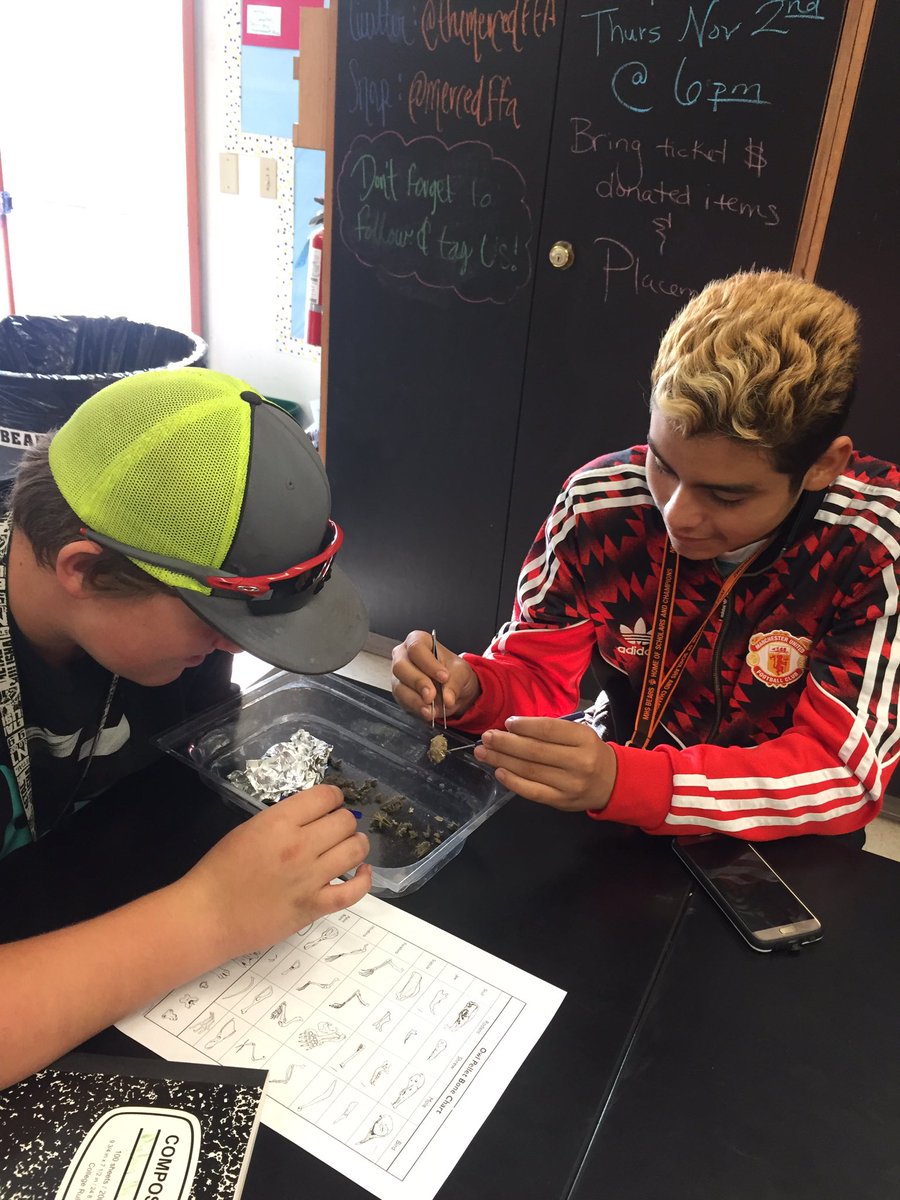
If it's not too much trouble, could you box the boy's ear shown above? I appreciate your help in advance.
[54,539,106,598]
[801,436,853,492]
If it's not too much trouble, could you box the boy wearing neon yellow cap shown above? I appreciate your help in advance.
[0,368,372,1086]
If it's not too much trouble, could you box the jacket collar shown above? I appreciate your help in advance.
[746,487,824,575]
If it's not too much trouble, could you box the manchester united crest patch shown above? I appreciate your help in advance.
[746,629,812,688]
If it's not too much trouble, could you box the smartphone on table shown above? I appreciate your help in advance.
[673,835,823,953]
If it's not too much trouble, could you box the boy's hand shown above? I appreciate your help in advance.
[474,717,618,812]
[391,630,481,721]
[179,785,371,959]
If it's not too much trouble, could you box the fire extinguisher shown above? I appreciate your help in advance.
[305,199,325,347]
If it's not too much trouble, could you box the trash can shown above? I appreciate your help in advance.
[0,314,207,483]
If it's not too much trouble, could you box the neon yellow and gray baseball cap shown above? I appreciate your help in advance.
[48,367,369,673]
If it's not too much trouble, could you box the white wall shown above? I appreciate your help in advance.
[0,1,191,332]
[195,1,320,424]
[0,2,318,422]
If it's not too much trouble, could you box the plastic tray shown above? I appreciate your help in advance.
[156,671,511,897]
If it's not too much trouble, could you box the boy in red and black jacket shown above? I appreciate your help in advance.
[392,271,900,841]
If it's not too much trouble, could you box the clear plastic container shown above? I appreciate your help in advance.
[156,671,512,897]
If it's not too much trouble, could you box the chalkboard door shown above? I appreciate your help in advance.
[498,0,850,624]
[326,0,851,654]
[325,0,565,651]
[816,0,900,467]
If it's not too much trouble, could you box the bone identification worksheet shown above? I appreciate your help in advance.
[118,893,565,1200]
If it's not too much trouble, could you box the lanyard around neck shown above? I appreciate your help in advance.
[0,515,118,840]
[0,515,36,836]
[626,537,764,750]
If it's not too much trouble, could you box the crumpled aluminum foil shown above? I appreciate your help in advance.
[228,728,333,802]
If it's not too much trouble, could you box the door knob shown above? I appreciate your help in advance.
[549,240,574,270]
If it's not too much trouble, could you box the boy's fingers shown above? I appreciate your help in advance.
[477,744,570,788]
[275,785,346,825]
[405,631,439,671]
[391,658,432,696]
[406,633,451,684]
[317,831,370,881]
[319,864,373,912]
[480,728,572,768]
[394,677,432,709]
[310,807,366,853]
[504,716,591,746]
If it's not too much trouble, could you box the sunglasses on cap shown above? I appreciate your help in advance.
[79,519,343,603]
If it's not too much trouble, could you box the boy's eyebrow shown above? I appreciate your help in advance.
[647,437,762,494]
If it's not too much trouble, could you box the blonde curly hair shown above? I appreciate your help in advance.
[651,271,859,481]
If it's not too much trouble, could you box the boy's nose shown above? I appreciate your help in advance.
[664,485,705,534]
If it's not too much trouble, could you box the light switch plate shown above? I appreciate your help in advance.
[219,152,239,194]
[260,157,277,199]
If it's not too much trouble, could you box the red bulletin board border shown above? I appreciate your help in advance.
[242,0,323,51]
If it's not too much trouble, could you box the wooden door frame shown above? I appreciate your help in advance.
[294,1,338,462]
[792,0,878,279]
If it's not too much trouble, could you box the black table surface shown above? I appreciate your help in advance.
[569,836,900,1200]
[2,755,898,1199]
[0,754,689,1200]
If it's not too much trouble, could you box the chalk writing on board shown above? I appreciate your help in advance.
[336,131,533,304]
[407,70,521,133]
[348,0,416,45]
[571,122,781,228]
[571,110,787,276]
[581,0,824,51]
[581,0,825,113]
[349,59,398,129]
[593,237,701,303]
[419,0,558,60]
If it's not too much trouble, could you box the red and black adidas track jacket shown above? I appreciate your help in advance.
[454,446,900,840]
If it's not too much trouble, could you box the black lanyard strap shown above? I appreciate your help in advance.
[0,515,118,841]
[0,515,36,838]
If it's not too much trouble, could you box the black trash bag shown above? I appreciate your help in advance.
[0,314,207,482]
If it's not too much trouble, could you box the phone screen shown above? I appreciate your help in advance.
[677,837,813,929]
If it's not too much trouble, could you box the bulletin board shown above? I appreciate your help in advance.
[223,0,326,358]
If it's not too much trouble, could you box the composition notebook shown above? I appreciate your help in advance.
[0,1052,268,1199]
